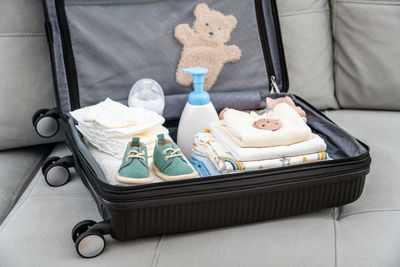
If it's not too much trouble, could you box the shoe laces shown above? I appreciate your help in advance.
[163,147,184,160]
[126,150,145,161]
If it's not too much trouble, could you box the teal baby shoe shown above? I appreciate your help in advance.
[152,134,198,181]
[115,137,153,184]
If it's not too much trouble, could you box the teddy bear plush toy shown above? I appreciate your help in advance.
[175,3,241,91]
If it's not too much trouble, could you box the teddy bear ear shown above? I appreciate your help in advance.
[226,15,237,29]
[194,3,210,17]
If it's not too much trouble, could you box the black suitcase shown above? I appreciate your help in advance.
[35,0,371,258]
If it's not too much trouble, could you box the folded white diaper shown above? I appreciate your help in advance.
[70,98,167,159]
[78,125,169,159]
[209,121,326,161]
[83,98,127,122]
[71,98,165,137]
[223,103,312,148]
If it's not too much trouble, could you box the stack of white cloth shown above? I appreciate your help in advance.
[192,103,330,174]
[70,98,168,159]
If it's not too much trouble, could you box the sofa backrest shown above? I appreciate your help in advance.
[331,0,400,110]
[0,0,63,150]
[277,0,339,110]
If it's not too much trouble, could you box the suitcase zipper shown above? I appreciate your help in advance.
[270,75,280,93]
[55,0,80,110]
[254,0,287,94]
[254,0,276,93]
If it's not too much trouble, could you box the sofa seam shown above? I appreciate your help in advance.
[332,218,338,267]
[338,209,400,219]
[26,195,92,200]
[279,8,329,18]
[330,0,341,108]
[0,33,45,37]
[151,235,164,267]
[336,0,400,6]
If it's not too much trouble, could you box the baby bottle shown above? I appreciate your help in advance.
[128,79,165,115]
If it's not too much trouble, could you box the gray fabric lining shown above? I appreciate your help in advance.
[46,0,72,113]
[162,90,263,120]
[63,0,270,110]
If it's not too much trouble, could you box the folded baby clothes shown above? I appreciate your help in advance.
[223,103,312,148]
[70,98,167,158]
[221,151,330,173]
[190,153,223,177]
[209,121,326,161]
[193,132,330,173]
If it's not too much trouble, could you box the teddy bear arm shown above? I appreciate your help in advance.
[224,45,242,62]
[175,24,195,45]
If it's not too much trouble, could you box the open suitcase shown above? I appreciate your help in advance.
[34,0,371,258]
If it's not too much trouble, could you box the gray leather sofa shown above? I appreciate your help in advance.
[1,0,399,266]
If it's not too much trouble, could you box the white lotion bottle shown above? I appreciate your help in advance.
[177,67,219,158]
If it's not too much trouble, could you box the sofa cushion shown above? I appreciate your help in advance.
[277,0,338,110]
[0,144,51,223]
[1,109,399,266]
[325,110,400,217]
[0,144,159,267]
[336,212,400,267]
[0,0,62,150]
[0,0,44,34]
[332,0,400,110]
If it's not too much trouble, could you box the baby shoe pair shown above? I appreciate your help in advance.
[116,134,198,184]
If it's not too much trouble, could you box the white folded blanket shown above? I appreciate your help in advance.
[193,132,330,173]
[223,103,312,147]
[210,121,326,161]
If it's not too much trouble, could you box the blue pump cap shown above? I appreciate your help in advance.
[183,67,209,105]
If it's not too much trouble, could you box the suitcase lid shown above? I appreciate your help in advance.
[43,0,288,120]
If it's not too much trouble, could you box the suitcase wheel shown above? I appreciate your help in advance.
[32,108,60,138]
[72,220,96,243]
[43,155,73,187]
[75,230,106,258]
[72,220,110,258]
